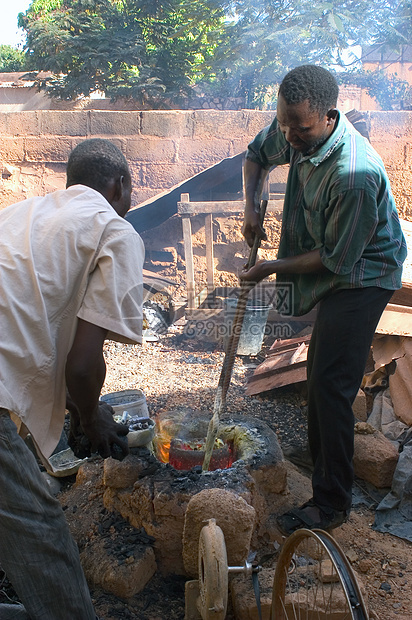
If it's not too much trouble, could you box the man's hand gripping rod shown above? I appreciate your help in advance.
[202,174,269,471]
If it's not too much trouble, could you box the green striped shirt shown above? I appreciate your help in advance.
[246,112,407,316]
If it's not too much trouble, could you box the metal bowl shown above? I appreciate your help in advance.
[114,415,155,448]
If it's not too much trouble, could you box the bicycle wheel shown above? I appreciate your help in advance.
[271,528,369,620]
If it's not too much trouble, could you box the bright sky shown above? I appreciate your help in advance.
[1,1,32,48]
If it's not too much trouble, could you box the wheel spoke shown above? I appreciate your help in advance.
[271,529,369,620]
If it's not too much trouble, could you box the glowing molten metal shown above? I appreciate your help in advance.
[154,417,234,471]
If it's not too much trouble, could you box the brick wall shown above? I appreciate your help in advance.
[0,109,411,216]
[368,111,412,217]
[0,109,270,208]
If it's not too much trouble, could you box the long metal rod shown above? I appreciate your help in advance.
[202,184,268,471]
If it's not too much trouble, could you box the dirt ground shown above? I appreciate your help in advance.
[2,323,412,619]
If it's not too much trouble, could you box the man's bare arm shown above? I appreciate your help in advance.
[65,318,128,458]
[242,159,268,247]
[240,249,328,284]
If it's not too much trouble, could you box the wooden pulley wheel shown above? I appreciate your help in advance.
[198,519,228,620]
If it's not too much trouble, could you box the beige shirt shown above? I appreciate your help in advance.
[0,185,144,457]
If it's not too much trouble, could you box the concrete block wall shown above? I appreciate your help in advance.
[0,109,270,209]
[0,109,411,217]
[368,111,412,216]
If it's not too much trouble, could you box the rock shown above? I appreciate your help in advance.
[80,538,157,598]
[354,421,376,435]
[353,427,399,488]
[103,453,149,489]
[380,581,392,592]
[231,567,275,620]
[358,559,373,573]
[182,488,256,578]
[345,549,359,563]
[353,390,368,422]
[315,559,341,583]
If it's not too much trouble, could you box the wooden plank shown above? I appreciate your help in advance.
[250,359,307,381]
[267,335,312,355]
[246,366,307,395]
[246,336,310,394]
[177,199,284,215]
[376,303,412,336]
[181,214,196,309]
[391,282,412,307]
[204,213,214,294]
[253,342,308,376]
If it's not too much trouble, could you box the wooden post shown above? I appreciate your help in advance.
[181,193,196,309]
[205,213,214,295]
[177,191,284,312]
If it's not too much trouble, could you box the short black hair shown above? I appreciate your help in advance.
[279,65,339,117]
[66,138,130,192]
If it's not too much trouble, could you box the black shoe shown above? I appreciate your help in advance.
[276,499,349,536]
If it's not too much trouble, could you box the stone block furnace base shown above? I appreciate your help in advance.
[103,412,287,575]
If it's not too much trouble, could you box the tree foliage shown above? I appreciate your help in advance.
[18,0,412,107]
[336,0,412,110]
[19,0,226,105]
[0,45,27,73]
[207,0,410,107]
[371,0,411,46]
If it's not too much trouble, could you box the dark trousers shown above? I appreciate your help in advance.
[306,287,393,513]
[0,409,96,620]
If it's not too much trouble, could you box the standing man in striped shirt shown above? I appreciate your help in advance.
[241,65,406,536]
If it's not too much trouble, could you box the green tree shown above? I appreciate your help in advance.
[204,0,408,107]
[372,0,411,48]
[0,45,27,72]
[19,0,226,105]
